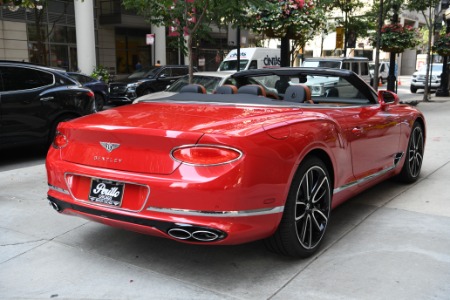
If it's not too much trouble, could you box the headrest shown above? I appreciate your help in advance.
[215,85,238,94]
[237,85,266,96]
[284,85,311,103]
[180,84,206,94]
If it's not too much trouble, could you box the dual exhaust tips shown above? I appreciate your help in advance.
[49,199,226,242]
[168,226,226,242]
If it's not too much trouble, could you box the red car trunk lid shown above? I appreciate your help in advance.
[57,102,301,174]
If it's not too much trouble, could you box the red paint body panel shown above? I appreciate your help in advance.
[46,88,425,246]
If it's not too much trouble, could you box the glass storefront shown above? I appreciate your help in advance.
[115,28,151,74]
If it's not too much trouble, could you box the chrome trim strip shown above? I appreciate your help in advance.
[48,184,70,195]
[334,164,396,194]
[146,206,284,217]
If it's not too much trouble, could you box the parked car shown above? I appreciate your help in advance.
[46,67,425,258]
[133,71,236,103]
[67,72,109,111]
[0,60,96,149]
[300,57,371,97]
[369,61,390,85]
[108,65,193,104]
[302,57,371,84]
[410,64,443,93]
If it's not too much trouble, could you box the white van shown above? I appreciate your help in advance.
[217,48,280,72]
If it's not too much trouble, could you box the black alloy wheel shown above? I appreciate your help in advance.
[397,122,424,183]
[265,156,331,258]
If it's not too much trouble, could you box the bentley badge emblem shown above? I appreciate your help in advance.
[100,142,120,153]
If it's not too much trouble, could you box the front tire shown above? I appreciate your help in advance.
[397,122,424,183]
[410,85,417,93]
[265,156,332,258]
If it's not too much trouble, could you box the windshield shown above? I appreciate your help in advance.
[418,64,443,72]
[218,60,249,71]
[302,61,341,69]
[167,75,226,93]
[128,67,159,79]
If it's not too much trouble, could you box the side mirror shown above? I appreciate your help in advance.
[378,90,399,109]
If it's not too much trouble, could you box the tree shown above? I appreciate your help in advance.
[241,0,326,66]
[332,0,367,55]
[2,0,73,66]
[2,0,46,64]
[122,0,268,80]
[406,0,442,101]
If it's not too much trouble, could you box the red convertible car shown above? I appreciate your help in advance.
[46,68,425,257]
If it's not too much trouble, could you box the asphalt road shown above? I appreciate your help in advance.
[1,91,450,299]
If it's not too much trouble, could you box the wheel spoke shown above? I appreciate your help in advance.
[311,208,328,231]
[312,176,328,204]
[300,214,312,246]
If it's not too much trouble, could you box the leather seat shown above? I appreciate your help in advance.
[284,85,313,103]
[237,85,266,97]
[180,84,206,94]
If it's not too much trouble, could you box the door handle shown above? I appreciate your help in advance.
[352,127,364,135]
[40,96,54,101]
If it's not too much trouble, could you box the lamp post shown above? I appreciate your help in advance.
[436,8,450,97]
[387,4,399,92]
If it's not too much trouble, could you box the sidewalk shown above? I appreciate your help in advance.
[392,75,450,103]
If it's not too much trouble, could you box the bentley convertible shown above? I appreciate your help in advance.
[46,68,425,258]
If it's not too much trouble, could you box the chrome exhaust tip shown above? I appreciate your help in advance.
[168,228,192,240]
[49,201,61,212]
[191,230,219,242]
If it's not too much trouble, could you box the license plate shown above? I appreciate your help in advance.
[89,179,124,207]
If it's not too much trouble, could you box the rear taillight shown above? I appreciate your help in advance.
[53,131,68,149]
[87,90,95,98]
[171,145,242,166]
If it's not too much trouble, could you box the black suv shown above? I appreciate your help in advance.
[0,61,96,149]
[108,65,192,104]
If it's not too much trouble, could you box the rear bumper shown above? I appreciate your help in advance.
[46,150,286,245]
[47,193,282,245]
[108,95,135,104]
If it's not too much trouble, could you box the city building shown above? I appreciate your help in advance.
[0,0,433,76]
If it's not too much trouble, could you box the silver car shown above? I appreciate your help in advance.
[133,72,235,103]
[410,64,443,93]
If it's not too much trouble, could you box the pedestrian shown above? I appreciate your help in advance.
[155,60,161,66]
[135,60,142,71]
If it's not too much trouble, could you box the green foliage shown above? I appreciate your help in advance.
[432,33,450,56]
[122,0,262,56]
[91,65,111,83]
[242,0,325,44]
[371,23,421,52]
[406,0,441,14]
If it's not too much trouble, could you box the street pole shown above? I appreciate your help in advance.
[387,4,399,92]
[236,26,241,71]
[436,9,450,97]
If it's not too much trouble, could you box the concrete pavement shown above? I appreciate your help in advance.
[1,99,450,299]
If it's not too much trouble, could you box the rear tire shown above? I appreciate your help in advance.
[396,122,424,183]
[94,93,105,111]
[265,156,331,258]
